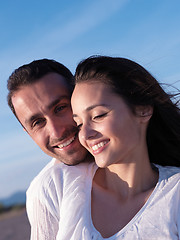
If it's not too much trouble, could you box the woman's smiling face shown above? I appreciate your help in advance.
[71,81,145,168]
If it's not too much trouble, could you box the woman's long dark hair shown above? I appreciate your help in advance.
[75,56,180,167]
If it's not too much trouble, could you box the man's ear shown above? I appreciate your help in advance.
[135,105,153,123]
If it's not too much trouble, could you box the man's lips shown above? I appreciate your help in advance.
[52,136,76,149]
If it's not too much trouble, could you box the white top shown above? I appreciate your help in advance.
[26,160,180,240]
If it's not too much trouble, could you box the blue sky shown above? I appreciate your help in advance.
[0,0,180,199]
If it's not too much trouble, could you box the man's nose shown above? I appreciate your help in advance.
[48,118,66,139]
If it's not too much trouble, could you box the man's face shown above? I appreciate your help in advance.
[12,72,88,165]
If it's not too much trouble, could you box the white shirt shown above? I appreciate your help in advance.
[26,160,180,240]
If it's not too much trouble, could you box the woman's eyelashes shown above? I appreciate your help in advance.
[93,112,108,120]
[75,112,108,131]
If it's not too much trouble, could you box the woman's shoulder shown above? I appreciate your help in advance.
[156,164,180,178]
[155,164,180,191]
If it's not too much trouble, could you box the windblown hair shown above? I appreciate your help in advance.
[7,59,73,118]
[75,56,180,167]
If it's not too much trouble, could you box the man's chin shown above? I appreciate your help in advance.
[52,154,84,166]
[57,151,93,166]
[46,147,93,166]
[57,158,84,166]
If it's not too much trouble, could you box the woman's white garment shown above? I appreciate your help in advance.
[26,160,180,240]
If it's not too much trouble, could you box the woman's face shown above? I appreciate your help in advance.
[71,81,147,168]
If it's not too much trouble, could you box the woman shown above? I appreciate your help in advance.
[71,56,180,239]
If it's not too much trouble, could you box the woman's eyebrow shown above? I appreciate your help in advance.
[87,103,110,111]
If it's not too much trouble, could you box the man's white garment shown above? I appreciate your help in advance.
[26,159,180,240]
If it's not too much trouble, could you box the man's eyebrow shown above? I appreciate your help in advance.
[73,104,109,118]
[25,113,42,126]
[47,96,70,111]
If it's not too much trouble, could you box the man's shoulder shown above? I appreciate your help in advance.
[26,159,96,197]
[34,158,61,179]
[26,159,62,196]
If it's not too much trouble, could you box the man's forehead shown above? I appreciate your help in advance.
[41,95,71,110]
[13,73,71,102]
[37,72,72,92]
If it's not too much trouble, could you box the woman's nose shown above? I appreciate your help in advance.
[79,123,97,141]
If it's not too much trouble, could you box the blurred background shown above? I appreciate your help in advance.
[0,0,180,203]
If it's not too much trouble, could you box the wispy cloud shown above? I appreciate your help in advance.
[38,0,129,50]
[0,0,129,62]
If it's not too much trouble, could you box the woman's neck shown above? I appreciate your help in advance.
[93,158,158,200]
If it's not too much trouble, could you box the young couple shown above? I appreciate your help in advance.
[7,56,180,239]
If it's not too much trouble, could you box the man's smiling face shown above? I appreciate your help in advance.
[12,72,88,165]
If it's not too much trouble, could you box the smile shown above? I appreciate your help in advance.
[91,141,109,151]
[57,136,75,149]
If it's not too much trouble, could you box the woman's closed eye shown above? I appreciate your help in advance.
[73,112,109,131]
[93,112,108,120]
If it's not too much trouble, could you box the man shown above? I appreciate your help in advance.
[7,59,91,239]
[7,59,88,165]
